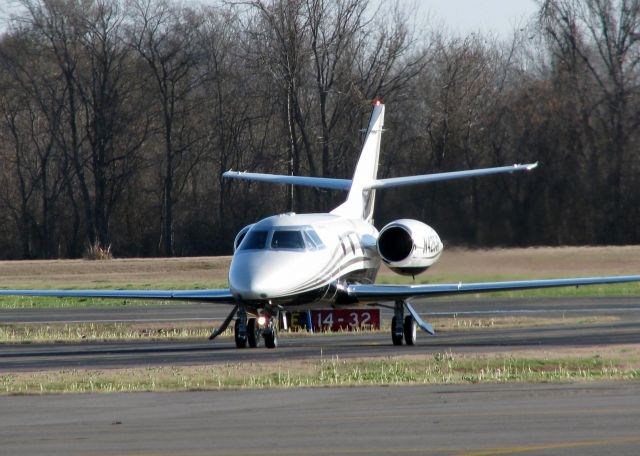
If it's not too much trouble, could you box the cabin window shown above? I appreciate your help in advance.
[240,230,268,250]
[271,230,305,250]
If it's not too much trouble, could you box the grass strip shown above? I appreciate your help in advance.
[1,275,639,309]
[0,322,218,343]
[0,316,620,343]
[377,274,640,298]
[2,352,640,395]
[0,296,180,309]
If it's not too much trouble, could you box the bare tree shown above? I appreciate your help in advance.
[75,0,150,251]
[0,23,71,257]
[196,6,271,245]
[128,0,209,256]
[539,0,640,242]
[245,0,428,211]
[305,0,368,207]
[11,0,148,255]
[246,0,312,211]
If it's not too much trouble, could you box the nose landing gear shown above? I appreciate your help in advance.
[247,317,261,348]
[235,308,280,349]
[234,309,248,348]
[208,305,281,349]
[263,324,278,349]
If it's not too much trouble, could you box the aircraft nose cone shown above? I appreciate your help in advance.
[229,252,286,300]
[230,273,272,300]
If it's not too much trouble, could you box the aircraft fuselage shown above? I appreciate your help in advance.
[229,212,382,310]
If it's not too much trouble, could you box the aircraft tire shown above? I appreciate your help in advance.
[247,318,261,348]
[391,316,403,345]
[234,319,247,348]
[404,315,417,346]
[264,327,278,349]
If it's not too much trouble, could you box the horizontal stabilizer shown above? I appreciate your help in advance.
[223,163,537,193]
[223,171,351,190]
[367,163,538,189]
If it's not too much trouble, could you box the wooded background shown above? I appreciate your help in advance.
[1,0,639,259]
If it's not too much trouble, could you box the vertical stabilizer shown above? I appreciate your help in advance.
[331,100,385,221]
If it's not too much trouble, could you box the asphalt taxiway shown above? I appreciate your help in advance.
[1,382,640,455]
[4,296,640,323]
[2,297,640,372]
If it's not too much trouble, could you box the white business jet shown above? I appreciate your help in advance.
[2,99,639,348]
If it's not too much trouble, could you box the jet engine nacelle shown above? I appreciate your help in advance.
[377,219,443,276]
[233,224,254,252]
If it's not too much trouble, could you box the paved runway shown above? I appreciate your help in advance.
[1,382,640,455]
[2,297,640,372]
[4,296,640,323]
[2,321,640,371]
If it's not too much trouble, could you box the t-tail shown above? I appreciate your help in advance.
[330,99,385,222]
[222,99,538,219]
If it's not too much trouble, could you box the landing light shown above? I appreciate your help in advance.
[258,315,267,326]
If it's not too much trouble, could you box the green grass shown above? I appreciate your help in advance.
[0,281,228,309]
[0,296,180,309]
[0,273,637,309]
[376,273,640,299]
[2,352,639,395]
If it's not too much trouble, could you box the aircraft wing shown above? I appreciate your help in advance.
[223,171,351,190]
[0,288,235,304]
[367,163,538,189]
[347,275,640,301]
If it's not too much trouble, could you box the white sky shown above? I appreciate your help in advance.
[184,1,541,39]
[1,0,541,39]
[410,0,540,38]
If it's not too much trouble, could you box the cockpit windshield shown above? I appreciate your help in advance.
[239,226,325,251]
[271,230,305,250]
[239,230,268,250]
[304,229,324,249]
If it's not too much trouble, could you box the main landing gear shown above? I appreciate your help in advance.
[390,300,434,346]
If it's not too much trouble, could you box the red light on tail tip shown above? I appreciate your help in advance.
[373,98,383,106]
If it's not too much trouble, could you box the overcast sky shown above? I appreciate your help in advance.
[1,0,541,39]
[407,0,539,38]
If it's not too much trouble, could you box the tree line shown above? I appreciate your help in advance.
[0,0,639,260]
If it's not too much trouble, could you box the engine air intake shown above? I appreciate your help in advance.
[378,226,413,262]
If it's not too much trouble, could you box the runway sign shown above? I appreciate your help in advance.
[291,309,380,331]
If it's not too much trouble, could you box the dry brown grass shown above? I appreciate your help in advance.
[0,256,231,289]
[3,346,639,394]
[1,245,639,289]
[427,245,640,277]
[2,315,621,344]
